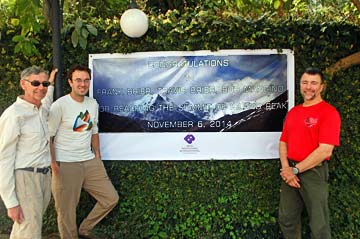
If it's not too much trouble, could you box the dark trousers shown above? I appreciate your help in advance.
[279,161,331,239]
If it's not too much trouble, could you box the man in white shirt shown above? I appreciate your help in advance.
[49,64,119,239]
[0,66,57,239]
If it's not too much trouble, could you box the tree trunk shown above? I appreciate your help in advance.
[326,51,360,76]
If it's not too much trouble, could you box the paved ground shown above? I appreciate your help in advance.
[0,233,112,238]
[0,233,60,239]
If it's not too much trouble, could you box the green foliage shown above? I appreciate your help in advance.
[63,0,128,18]
[0,0,14,30]
[64,17,98,49]
[86,160,281,239]
[0,2,360,238]
[1,0,359,56]
[10,0,45,56]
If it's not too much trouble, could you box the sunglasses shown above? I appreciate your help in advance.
[23,79,51,87]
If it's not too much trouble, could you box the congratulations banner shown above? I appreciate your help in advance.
[89,49,294,160]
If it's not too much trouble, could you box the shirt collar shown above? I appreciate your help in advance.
[16,95,42,110]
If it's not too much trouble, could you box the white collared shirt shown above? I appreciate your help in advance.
[0,86,53,208]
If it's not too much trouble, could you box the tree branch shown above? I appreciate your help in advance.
[326,51,360,76]
[350,0,360,13]
[278,0,284,18]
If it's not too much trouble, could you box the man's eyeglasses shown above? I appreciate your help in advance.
[23,79,51,87]
[73,78,91,84]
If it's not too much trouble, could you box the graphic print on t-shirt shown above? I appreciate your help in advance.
[73,110,93,132]
[304,117,318,128]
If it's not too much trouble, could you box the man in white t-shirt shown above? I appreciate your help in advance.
[49,65,119,239]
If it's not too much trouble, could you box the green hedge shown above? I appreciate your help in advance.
[1,8,360,238]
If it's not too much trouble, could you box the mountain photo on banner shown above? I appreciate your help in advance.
[92,53,289,133]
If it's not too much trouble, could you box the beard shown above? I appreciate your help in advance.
[301,92,316,101]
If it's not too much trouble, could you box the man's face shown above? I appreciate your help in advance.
[20,73,49,105]
[68,70,91,97]
[300,73,324,103]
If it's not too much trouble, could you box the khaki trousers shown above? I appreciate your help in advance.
[10,170,51,239]
[52,158,119,239]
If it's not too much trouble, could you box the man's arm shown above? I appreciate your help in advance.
[0,112,20,208]
[279,141,300,188]
[41,69,57,109]
[279,141,290,169]
[280,143,334,188]
[91,100,101,160]
[50,136,59,175]
[295,143,334,173]
[0,111,24,223]
[91,133,101,160]
[48,98,63,175]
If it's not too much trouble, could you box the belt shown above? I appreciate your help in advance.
[288,159,327,167]
[288,160,298,167]
[17,167,50,174]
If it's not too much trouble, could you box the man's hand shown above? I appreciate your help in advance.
[7,205,24,224]
[51,160,60,176]
[49,68,58,86]
[280,167,301,188]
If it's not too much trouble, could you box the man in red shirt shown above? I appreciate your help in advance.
[278,67,341,239]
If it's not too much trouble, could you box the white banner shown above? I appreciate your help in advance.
[89,49,294,160]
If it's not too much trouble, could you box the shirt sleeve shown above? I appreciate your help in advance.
[319,107,341,146]
[48,100,62,137]
[0,110,20,208]
[279,114,289,143]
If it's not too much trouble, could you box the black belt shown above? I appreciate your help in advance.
[288,159,327,167]
[17,167,50,174]
[288,160,298,167]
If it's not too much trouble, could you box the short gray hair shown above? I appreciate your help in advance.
[20,66,48,79]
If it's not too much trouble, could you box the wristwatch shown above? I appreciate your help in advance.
[292,167,300,175]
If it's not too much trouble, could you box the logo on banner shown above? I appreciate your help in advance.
[180,134,199,155]
[184,134,195,144]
